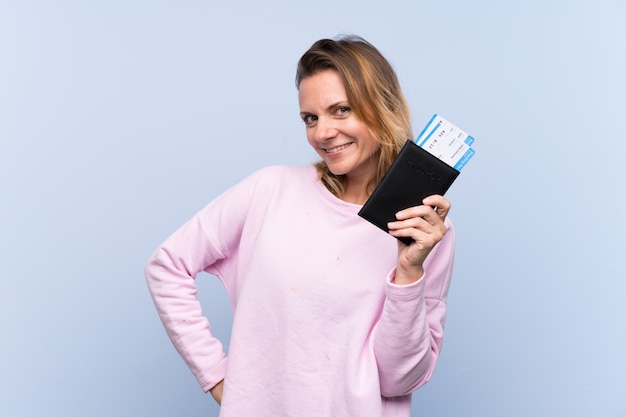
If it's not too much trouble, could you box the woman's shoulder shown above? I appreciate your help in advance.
[253,164,314,177]
[246,164,316,186]
[221,164,318,210]
[216,165,316,201]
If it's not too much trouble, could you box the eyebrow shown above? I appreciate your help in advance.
[327,101,349,111]
[299,101,349,116]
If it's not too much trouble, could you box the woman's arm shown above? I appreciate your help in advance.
[374,195,455,396]
[145,213,230,393]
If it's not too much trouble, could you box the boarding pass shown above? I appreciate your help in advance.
[415,114,476,171]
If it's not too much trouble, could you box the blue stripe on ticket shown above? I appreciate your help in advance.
[454,148,475,171]
[417,121,441,147]
[416,113,438,143]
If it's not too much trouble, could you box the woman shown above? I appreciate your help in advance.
[145,35,455,417]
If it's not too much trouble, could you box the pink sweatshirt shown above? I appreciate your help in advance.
[145,164,455,417]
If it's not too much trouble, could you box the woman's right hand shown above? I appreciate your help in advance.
[210,379,224,405]
[387,194,451,284]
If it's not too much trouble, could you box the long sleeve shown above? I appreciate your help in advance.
[144,169,263,392]
[373,219,455,397]
[145,213,229,392]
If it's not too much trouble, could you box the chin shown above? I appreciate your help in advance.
[325,163,349,176]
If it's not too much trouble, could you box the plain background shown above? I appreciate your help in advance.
[1,1,625,416]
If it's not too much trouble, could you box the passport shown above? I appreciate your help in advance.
[358,139,461,245]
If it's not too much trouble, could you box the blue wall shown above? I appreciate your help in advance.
[1,1,625,416]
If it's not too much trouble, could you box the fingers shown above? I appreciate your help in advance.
[422,194,451,223]
[388,222,443,248]
[387,195,451,244]
[387,210,446,240]
[388,196,452,278]
[393,195,450,223]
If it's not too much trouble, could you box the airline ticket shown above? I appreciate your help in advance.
[415,114,476,171]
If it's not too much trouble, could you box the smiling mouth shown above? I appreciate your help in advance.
[325,143,352,153]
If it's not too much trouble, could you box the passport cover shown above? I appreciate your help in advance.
[358,140,460,245]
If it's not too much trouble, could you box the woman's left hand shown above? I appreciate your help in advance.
[387,195,451,285]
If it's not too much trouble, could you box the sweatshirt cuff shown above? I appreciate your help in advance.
[199,356,228,393]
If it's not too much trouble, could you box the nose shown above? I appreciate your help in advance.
[312,117,338,143]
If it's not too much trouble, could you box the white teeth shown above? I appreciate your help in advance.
[325,143,351,153]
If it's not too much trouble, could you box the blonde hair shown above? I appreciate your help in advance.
[296,35,413,197]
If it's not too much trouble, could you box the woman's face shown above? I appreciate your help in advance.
[298,69,379,182]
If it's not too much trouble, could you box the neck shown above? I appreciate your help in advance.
[340,176,371,205]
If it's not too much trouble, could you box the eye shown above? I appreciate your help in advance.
[335,106,351,117]
[301,114,318,126]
